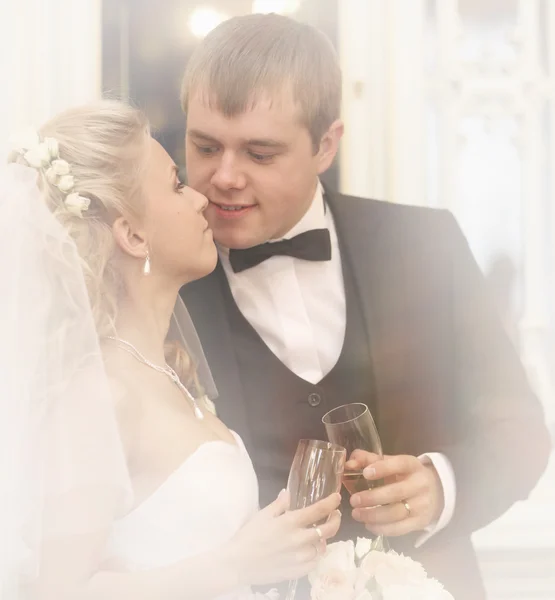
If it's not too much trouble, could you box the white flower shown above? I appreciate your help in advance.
[309,541,358,600]
[51,159,70,176]
[311,540,356,580]
[310,571,356,600]
[9,128,40,151]
[355,537,373,561]
[57,175,75,193]
[43,137,59,159]
[243,589,280,600]
[310,544,455,600]
[64,193,90,217]
[360,551,427,589]
[24,142,51,168]
[381,580,454,600]
[354,590,374,600]
[45,167,58,184]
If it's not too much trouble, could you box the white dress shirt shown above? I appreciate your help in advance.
[218,182,455,545]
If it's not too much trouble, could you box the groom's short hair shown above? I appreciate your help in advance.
[180,13,341,150]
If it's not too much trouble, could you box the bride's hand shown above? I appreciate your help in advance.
[224,489,342,587]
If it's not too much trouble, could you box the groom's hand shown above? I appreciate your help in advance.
[347,450,444,536]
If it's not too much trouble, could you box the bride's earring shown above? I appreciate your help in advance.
[143,250,151,275]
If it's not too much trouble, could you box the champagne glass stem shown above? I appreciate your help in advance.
[373,534,389,552]
[285,578,297,600]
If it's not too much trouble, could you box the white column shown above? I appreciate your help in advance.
[384,0,427,206]
[338,0,427,205]
[518,0,553,428]
[0,0,102,146]
[338,0,387,199]
[434,0,462,212]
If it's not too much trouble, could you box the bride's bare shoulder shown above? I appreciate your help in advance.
[100,346,146,453]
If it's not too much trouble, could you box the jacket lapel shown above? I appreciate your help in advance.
[325,191,411,452]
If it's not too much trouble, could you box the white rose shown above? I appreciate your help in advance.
[51,159,70,176]
[64,193,90,217]
[23,148,44,168]
[43,137,59,159]
[45,168,58,184]
[310,571,356,600]
[311,540,356,581]
[355,537,373,561]
[24,142,51,168]
[244,589,280,600]
[360,551,427,589]
[10,128,39,151]
[309,541,358,600]
[57,175,75,193]
[381,580,454,600]
[354,590,375,600]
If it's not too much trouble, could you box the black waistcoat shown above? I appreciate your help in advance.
[220,246,378,522]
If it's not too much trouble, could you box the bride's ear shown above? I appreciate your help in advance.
[112,216,149,260]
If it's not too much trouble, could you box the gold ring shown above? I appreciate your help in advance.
[313,525,324,541]
[402,500,411,517]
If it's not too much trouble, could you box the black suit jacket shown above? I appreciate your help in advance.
[182,192,551,599]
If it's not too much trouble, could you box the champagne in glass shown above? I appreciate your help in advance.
[285,439,346,600]
[322,403,387,550]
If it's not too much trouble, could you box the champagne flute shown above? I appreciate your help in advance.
[322,403,387,550]
[285,439,346,600]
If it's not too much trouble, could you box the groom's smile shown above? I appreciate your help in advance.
[208,200,257,221]
[184,90,332,250]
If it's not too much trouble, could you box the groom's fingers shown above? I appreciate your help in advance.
[352,474,425,510]
[345,450,382,471]
[293,492,341,528]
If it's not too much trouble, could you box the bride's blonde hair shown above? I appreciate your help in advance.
[10,100,201,391]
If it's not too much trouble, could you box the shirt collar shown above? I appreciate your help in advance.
[276,179,325,241]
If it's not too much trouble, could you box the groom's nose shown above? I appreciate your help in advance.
[211,152,246,191]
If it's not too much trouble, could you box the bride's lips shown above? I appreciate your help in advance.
[209,200,256,220]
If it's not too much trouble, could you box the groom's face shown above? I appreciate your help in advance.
[185,90,327,249]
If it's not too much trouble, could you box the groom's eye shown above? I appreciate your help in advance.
[248,151,276,163]
[195,144,218,156]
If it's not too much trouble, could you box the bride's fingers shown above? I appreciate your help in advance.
[293,493,341,528]
[298,508,341,546]
[319,509,341,539]
[260,488,290,518]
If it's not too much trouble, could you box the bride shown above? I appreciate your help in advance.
[0,100,341,600]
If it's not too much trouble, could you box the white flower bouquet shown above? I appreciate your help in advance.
[308,538,455,600]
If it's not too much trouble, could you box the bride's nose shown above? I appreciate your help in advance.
[191,189,208,213]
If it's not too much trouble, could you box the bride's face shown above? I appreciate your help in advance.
[139,137,217,283]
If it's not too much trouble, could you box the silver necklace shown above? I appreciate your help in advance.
[105,336,204,420]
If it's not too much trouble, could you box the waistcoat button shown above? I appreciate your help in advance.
[308,392,322,407]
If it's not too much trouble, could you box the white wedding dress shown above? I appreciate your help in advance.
[102,431,261,600]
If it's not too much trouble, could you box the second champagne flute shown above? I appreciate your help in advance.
[285,439,346,600]
[322,403,388,552]
[322,403,383,494]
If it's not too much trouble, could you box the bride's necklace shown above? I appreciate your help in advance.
[105,336,205,420]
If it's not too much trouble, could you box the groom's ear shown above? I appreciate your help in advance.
[112,216,149,259]
[316,119,344,174]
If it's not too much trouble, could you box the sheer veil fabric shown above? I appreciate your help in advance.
[0,164,217,599]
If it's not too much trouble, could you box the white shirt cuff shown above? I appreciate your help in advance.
[414,452,456,548]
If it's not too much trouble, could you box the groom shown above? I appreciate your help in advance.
[180,13,550,599]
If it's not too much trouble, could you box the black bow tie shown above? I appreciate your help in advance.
[228,228,332,273]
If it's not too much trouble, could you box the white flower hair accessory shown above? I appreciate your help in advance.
[8,128,90,218]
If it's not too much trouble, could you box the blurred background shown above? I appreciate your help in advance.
[2,1,554,597]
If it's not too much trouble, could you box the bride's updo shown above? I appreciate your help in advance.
[8,100,201,392]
